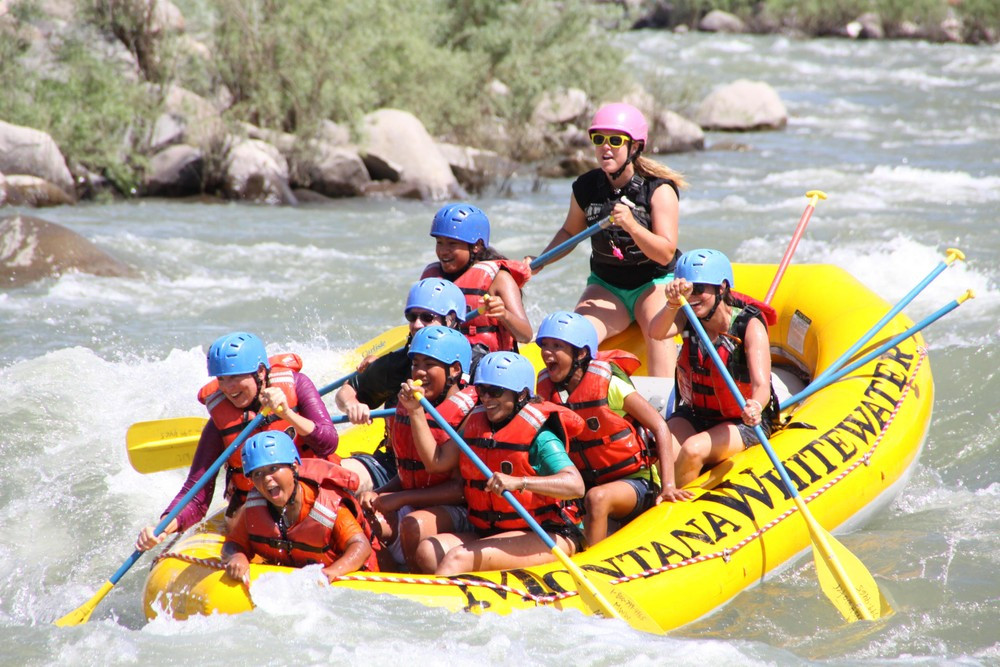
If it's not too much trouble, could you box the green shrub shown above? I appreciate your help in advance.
[955,0,1000,42]
[762,0,870,34]
[0,37,156,194]
[875,0,945,34]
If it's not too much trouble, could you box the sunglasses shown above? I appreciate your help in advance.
[477,384,508,399]
[589,132,630,148]
[405,311,441,324]
[691,283,717,296]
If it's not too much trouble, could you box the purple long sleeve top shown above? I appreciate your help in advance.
[161,372,339,532]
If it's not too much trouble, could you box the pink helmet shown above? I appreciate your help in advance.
[589,103,648,145]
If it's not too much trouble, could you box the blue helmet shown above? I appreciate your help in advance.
[409,325,472,374]
[405,278,467,322]
[430,203,490,246]
[536,311,598,358]
[474,352,535,397]
[207,332,269,377]
[241,431,300,476]
[674,249,734,289]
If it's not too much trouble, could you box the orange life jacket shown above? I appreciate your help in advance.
[536,350,651,486]
[392,385,478,490]
[198,354,303,495]
[241,458,378,572]
[421,259,531,353]
[677,296,777,421]
[461,401,585,533]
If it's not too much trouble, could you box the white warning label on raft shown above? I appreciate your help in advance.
[788,310,811,355]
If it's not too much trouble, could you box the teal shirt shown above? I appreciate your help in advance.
[529,427,573,476]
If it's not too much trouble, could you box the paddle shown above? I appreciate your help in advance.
[125,325,410,474]
[763,190,827,305]
[809,248,964,389]
[529,208,622,272]
[679,296,888,622]
[55,411,270,626]
[127,409,396,474]
[413,391,661,633]
[781,289,973,410]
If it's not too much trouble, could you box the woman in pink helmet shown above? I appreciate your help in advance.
[531,102,688,380]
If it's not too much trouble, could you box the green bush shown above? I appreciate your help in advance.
[875,0,945,34]
[0,36,156,194]
[210,0,627,153]
[955,0,1000,42]
[762,0,870,34]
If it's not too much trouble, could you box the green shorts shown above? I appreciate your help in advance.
[586,273,674,321]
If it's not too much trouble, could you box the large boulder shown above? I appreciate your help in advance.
[0,214,137,287]
[144,144,203,197]
[695,79,788,131]
[648,110,705,154]
[0,175,76,207]
[222,138,296,205]
[360,109,462,200]
[292,141,371,198]
[437,143,517,194]
[699,10,747,33]
[0,120,75,197]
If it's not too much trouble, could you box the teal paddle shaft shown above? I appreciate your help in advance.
[781,290,973,410]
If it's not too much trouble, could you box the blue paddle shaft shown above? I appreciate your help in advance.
[679,301,803,500]
[811,259,949,387]
[109,412,268,585]
[530,216,613,272]
[417,396,557,550]
[781,295,964,410]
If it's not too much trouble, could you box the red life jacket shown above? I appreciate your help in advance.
[392,385,477,490]
[461,401,585,533]
[677,296,777,421]
[198,354,304,495]
[241,458,378,573]
[421,259,531,353]
[536,350,651,487]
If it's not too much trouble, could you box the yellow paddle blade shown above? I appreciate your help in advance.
[795,497,891,622]
[53,581,114,627]
[551,547,662,634]
[811,531,892,622]
[349,324,409,365]
[126,417,206,473]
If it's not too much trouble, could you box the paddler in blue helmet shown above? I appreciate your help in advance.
[650,249,780,488]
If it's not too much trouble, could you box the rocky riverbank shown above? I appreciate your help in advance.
[1,0,995,209]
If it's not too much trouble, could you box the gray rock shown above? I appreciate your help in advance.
[0,120,75,197]
[1,175,75,207]
[648,110,704,154]
[293,140,370,198]
[532,88,589,125]
[437,142,517,194]
[144,144,203,197]
[0,214,137,287]
[223,138,296,205]
[360,109,462,200]
[695,79,788,131]
[699,10,747,33]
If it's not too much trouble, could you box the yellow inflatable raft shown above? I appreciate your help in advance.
[142,264,933,632]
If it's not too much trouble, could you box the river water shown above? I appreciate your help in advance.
[2,32,998,665]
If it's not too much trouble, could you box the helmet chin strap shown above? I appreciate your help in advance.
[700,285,726,322]
[554,350,590,394]
[610,142,642,181]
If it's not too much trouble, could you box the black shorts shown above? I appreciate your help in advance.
[474,521,586,553]
[670,404,774,450]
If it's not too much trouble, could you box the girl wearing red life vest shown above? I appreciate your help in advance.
[420,203,533,357]
[401,352,586,576]
[222,431,376,582]
[650,250,779,488]
[135,332,339,552]
[535,312,693,545]
[358,326,477,572]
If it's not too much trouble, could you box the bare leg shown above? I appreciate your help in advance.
[574,283,632,343]
[400,507,461,573]
[339,457,375,495]
[674,421,746,487]
[583,480,643,545]
[436,530,578,576]
[635,282,676,379]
